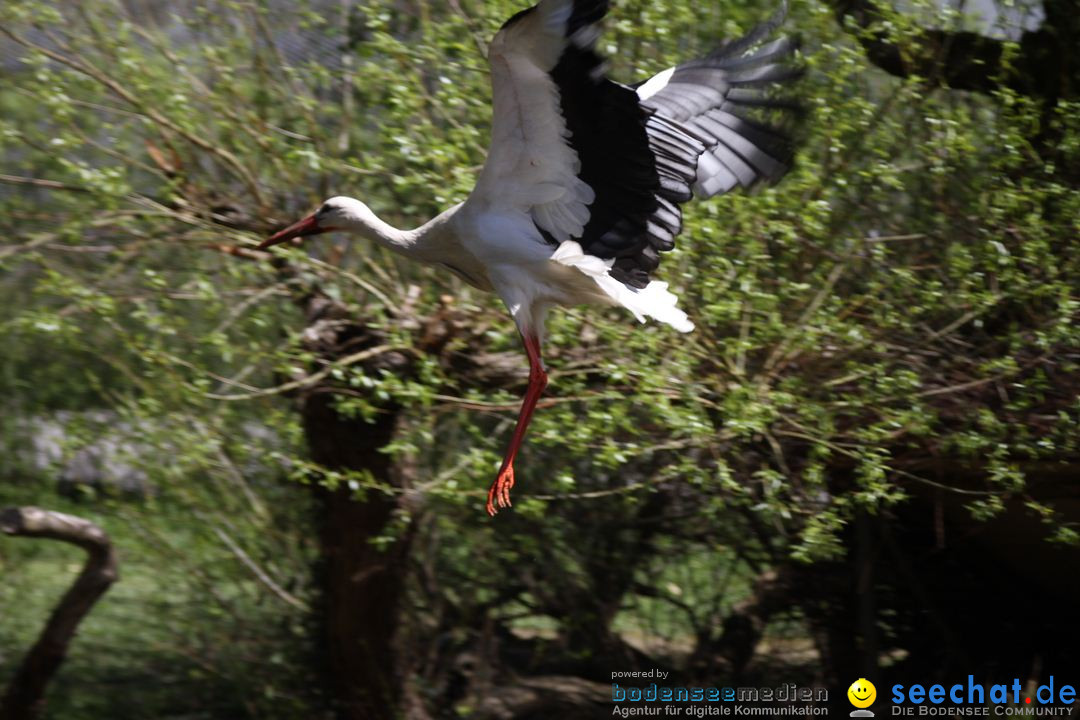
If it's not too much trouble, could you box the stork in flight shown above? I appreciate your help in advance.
[259,0,800,516]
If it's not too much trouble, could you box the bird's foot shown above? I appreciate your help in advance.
[485,464,516,516]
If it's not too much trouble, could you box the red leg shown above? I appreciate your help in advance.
[486,332,548,516]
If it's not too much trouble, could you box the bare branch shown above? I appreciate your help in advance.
[0,174,94,194]
[211,526,307,610]
[0,507,119,720]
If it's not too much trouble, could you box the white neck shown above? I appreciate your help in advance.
[328,197,457,262]
[344,209,417,250]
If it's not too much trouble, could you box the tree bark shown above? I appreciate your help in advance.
[0,507,118,720]
[305,389,413,719]
[293,289,420,720]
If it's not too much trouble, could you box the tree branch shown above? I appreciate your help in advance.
[0,507,119,720]
[828,0,1075,102]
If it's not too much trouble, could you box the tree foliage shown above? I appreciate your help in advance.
[1,0,1078,718]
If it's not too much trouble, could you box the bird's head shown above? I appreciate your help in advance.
[258,196,373,249]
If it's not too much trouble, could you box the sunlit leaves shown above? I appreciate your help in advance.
[1,4,1078,701]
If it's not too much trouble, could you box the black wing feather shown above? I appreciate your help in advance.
[537,1,800,289]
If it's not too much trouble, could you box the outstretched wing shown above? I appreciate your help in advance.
[472,0,800,288]
[471,0,619,244]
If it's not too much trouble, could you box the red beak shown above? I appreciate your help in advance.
[258,214,329,249]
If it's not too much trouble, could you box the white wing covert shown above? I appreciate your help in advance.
[471,0,602,242]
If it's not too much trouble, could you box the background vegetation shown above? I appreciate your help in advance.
[1,0,1077,718]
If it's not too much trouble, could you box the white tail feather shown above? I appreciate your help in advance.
[552,241,695,333]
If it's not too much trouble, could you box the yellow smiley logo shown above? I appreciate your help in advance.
[848,678,877,708]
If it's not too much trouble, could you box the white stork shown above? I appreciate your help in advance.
[259,0,800,515]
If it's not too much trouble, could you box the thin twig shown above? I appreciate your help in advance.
[0,26,267,207]
[205,344,408,401]
[0,173,92,193]
[446,0,490,58]
[212,526,307,610]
